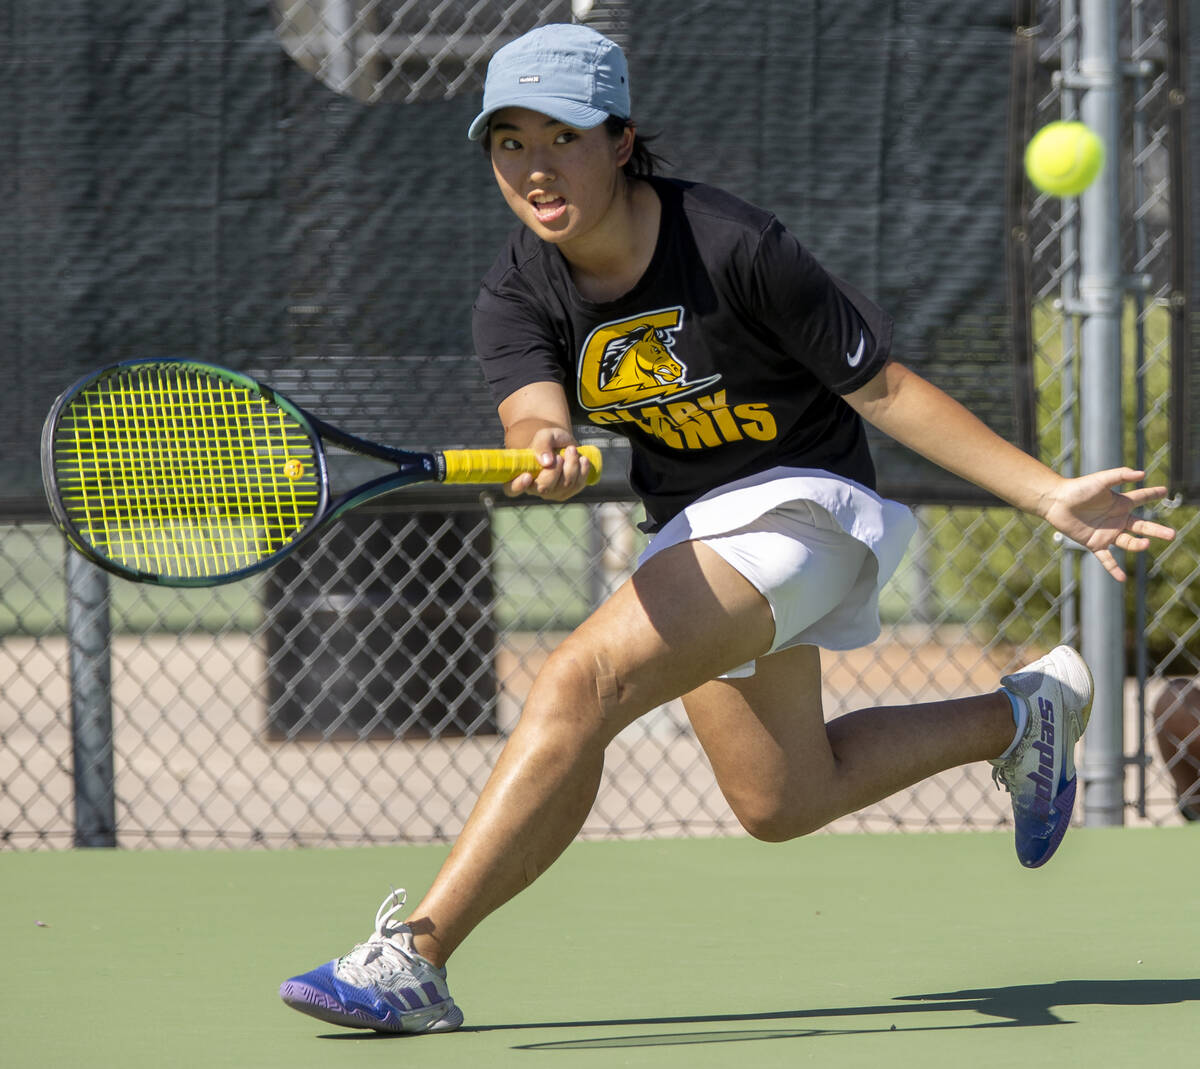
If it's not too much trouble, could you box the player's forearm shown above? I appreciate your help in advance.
[502,416,575,451]
[846,362,1063,518]
[497,382,577,452]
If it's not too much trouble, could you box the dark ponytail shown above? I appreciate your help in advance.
[603,115,670,177]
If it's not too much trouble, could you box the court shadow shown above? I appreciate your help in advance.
[474,977,1200,1051]
[312,977,1200,1047]
[892,977,1200,1025]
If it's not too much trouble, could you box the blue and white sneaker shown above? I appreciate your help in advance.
[990,646,1094,869]
[279,888,463,1034]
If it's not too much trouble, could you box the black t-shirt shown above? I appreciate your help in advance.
[472,176,893,531]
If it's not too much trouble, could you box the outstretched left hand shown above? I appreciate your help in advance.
[1040,467,1176,582]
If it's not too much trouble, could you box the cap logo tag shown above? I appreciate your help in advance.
[518,75,540,84]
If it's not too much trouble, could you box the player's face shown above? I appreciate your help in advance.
[487,107,633,252]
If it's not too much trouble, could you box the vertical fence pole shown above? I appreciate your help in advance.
[1059,0,1082,650]
[1078,0,1127,826]
[1129,0,1152,817]
[67,549,116,847]
[325,0,356,94]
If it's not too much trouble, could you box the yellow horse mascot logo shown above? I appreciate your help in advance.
[577,307,718,411]
[599,325,683,393]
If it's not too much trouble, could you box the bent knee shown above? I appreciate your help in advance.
[522,643,636,741]
[729,796,829,842]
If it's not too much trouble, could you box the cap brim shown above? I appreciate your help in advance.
[467,97,612,141]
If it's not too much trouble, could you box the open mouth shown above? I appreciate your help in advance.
[530,194,567,223]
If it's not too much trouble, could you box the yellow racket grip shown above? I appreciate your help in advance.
[441,446,602,486]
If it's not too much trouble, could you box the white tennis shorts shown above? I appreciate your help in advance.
[638,467,916,678]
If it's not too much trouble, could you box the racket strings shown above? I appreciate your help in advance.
[53,366,320,579]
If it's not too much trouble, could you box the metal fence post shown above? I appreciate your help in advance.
[1058,0,1082,651]
[66,549,116,847]
[1078,0,1127,826]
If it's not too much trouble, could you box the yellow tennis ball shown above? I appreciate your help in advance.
[1025,121,1105,196]
[283,458,304,480]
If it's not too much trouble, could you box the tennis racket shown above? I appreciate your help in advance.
[41,358,601,587]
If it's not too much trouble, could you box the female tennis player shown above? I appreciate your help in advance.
[280,24,1175,1034]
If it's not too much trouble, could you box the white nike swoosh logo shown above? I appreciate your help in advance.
[846,331,866,368]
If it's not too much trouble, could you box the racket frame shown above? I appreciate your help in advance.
[42,359,449,586]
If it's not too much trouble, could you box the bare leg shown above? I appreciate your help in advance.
[405,541,777,966]
[684,644,1014,840]
[407,545,1017,966]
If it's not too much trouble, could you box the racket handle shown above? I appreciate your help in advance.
[441,446,603,486]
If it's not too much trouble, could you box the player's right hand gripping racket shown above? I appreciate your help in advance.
[41,358,601,587]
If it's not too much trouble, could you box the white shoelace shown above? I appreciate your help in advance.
[335,888,421,988]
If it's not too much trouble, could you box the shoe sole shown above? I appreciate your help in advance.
[1025,775,1076,868]
[279,979,464,1034]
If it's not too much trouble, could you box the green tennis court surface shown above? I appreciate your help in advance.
[7,828,1198,1068]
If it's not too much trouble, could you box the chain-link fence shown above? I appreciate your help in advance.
[1027,0,1200,826]
[270,0,577,103]
[2,0,1197,849]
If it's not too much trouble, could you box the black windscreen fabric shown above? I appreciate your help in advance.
[630,1,1032,501]
[3,0,1029,513]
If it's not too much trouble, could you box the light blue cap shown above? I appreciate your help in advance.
[467,24,630,142]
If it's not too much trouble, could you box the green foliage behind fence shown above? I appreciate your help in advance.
[922,301,1197,668]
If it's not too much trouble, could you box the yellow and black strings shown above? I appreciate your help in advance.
[55,366,320,578]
